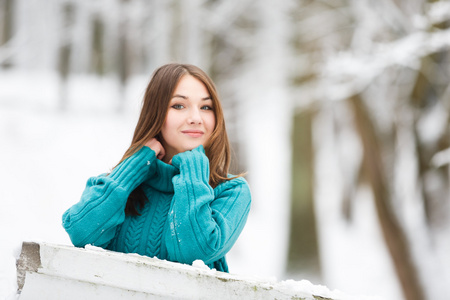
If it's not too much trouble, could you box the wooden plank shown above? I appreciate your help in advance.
[16,242,347,300]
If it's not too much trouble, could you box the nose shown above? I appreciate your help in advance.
[188,108,202,124]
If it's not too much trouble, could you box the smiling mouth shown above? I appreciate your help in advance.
[182,130,204,137]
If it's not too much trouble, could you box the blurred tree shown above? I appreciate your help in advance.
[411,36,450,229]
[349,94,424,300]
[0,0,14,68]
[116,0,131,113]
[58,1,75,110]
[302,0,450,299]
[91,15,105,76]
[287,0,352,284]
[288,110,321,278]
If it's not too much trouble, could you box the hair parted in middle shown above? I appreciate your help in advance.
[115,63,239,215]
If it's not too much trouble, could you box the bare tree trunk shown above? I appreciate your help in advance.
[58,2,75,111]
[288,110,321,277]
[0,0,14,68]
[349,94,426,300]
[411,54,450,228]
[91,15,105,75]
[116,0,129,114]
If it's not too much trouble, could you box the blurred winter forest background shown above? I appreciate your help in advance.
[1,0,450,300]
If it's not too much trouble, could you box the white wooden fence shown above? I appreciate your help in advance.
[16,242,360,300]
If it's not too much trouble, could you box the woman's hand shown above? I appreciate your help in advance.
[145,138,165,160]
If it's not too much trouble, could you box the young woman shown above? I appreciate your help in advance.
[62,63,251,272]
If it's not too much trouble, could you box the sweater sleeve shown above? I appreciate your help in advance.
[62,146,157,248]
[165,146,251,266]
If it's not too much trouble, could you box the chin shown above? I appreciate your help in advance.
[182,143,203,152]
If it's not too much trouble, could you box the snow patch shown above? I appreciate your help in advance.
[191,259,211,271]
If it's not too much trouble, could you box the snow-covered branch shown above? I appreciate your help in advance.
[317,27,450,102]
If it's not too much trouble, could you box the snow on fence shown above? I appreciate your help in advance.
[16,241,358,300]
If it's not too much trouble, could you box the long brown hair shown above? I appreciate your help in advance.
[116,63,238,215]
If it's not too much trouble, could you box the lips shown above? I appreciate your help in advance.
[181,130,204,138]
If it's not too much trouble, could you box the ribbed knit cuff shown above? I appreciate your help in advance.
[109,146,156,192]
[171,146,210,183]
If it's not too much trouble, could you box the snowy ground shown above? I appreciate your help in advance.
[0,70,144,299]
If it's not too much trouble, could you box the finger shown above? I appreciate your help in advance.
[145,137,156,148]
[157,144,165,160]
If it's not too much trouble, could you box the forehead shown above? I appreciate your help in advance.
[173,75,210,96]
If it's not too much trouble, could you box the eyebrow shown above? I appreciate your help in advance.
[172,94,212,101]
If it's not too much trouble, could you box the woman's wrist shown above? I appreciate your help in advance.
[109,146,158,192]
[171,146,210,183]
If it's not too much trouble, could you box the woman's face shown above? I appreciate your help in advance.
[160,75,216,162]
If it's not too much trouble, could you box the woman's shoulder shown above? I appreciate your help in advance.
[214,175,250,194]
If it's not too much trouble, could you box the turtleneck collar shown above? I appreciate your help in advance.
[142,158,179,193]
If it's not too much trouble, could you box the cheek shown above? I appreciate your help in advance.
[206,114,216,132]
[162,111,178,131]
[160,118,175,142]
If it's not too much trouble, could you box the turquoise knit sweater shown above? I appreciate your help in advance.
[62,145,251,272]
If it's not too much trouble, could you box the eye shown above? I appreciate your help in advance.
[171,104,185,110]
[201,105,213,111]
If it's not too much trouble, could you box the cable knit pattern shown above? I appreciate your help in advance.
[62,145,251,272]
[123,202,150,254]
[145,193,172,257]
